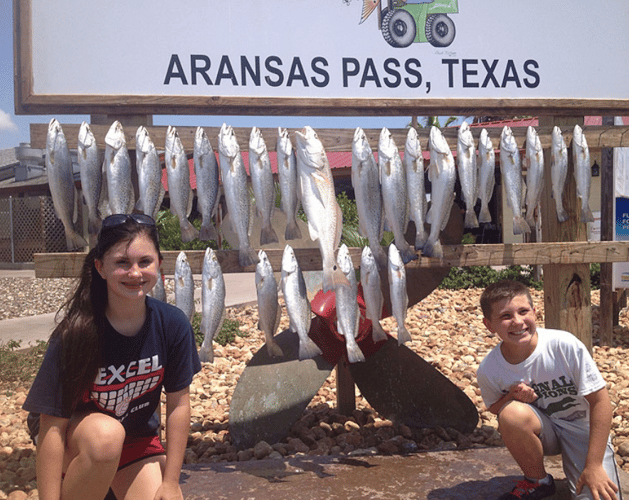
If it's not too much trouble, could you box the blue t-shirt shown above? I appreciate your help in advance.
[24,297,201,437]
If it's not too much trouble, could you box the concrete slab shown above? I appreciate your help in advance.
[180,447,629,500]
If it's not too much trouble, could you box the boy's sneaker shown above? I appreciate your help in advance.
[498,475,555,499]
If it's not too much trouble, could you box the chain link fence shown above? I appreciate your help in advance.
[0,196,76,263]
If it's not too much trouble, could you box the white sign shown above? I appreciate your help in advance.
[17,0,629,114]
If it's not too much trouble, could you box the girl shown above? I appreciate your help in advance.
[24,213,201,500]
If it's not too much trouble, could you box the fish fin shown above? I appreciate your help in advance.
[397,325,412,345]
[180,220,200,243]
[581,204,594,223]
[512,216,531,235]
[478,205,492,224]
[284,218,302,240]
[556,205,569,223]
[88,215,102,236]
[199,222,218,241]
[65,228,88,251]
[238,245,260,268]
[265,337,284,358]
[371,321,388,343]
[198,344,214,363]
[464,209,479,229]
[334,202,344,249]
[260,224,279,246]
[345,339,366,364]
[398,243,418,264]
[422,239,443,259]
[72,187,80,224]
[323,265,351,294]
[298,336,323,360]
[414,229,428,252]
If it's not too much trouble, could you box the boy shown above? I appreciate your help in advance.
[476,280,622,500]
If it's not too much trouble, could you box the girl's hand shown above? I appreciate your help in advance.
[153,480,183,500]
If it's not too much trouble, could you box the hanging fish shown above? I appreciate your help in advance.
[199,248,226,363]
[174,251,195,323]
[360,246,388,343]
[499,126,530,235]
[424,127,456,258]
[104,121,135,215]
[457,121,479,229]
[404,127,428,251]
[77,121,102,236]
[573,124,594,223]
[336,244,365,363]
[477,129,496,224]
[379,127,416,264]
[281,244,322,360]
[551,126,569,223]
[276,127,302,241]
[255,250,284,358]
[249,127,279,246]
[524,126,544,227]
[388,244,411,345]
[46,119,87,250]
[352,127,387,269]
[194,127,220,241]
[165,126,199,243]
[217,124,259,268]
[135,126,165,221]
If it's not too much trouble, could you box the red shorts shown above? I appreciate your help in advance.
[118,434,165,470]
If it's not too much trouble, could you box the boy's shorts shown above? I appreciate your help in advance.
[530,405,622,500]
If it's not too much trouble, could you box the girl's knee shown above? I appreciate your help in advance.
[69,413,126,464]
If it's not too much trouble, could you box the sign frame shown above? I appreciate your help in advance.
[13,0,629,117]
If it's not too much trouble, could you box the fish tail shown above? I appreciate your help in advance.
[88,215,102,236]
[512,216,531,235]
[260,224,279,246]
[556,205,569,223]
[198,343,215,363]
[323,265,351,294]
[284,218,302,241]
[374,245,388,271]
[371,321,388,343]
[397,324,412,345]
[265,337,284,358]
[581,205,594,224]
[414,230,428,251]
[398,243,418,264]
[180,221,200,243]
[422,239,443,259]
[298,336,323,360]
[345,340,366,364]
[478,205,492,224]
[65,227,88,251]
[464,209,479,229]
[238,245,260,268]
[199,221,218,241]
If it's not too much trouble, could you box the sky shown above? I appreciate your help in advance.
[0,3,429,152]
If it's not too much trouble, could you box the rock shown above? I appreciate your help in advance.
[253,441,273,459]
[7,491,27,500]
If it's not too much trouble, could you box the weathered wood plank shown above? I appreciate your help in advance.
[34,241,629,278]
[29,123,629,152]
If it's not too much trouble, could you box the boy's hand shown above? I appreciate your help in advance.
[576,464,618,500]
[509,382,538,403]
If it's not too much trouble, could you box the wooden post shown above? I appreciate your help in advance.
[539,116,592,352]
[336,358,356,416]
[600,116,615,345]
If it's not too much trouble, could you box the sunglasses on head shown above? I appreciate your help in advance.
[101,213,156,230]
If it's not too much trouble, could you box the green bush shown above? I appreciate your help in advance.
[156,210,218,251]
[0,340,48,386]
[192,313,246,347]
[439,265,543,291]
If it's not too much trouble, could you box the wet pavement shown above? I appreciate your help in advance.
[180,447,629,500]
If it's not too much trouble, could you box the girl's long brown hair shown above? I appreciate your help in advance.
[52,217,162,413]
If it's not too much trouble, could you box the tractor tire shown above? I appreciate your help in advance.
[425,14,455,48]
[381,9,416,48]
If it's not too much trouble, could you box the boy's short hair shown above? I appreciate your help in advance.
[480,280,534,319]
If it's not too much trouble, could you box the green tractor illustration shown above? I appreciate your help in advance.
[360,0,458,48]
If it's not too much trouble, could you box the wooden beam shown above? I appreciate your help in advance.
[540,116,591,351]
[29,123,629,152]
[600,116,615,345]
[33,241,629,278]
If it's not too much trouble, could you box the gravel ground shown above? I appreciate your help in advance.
[1,277,629,499]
